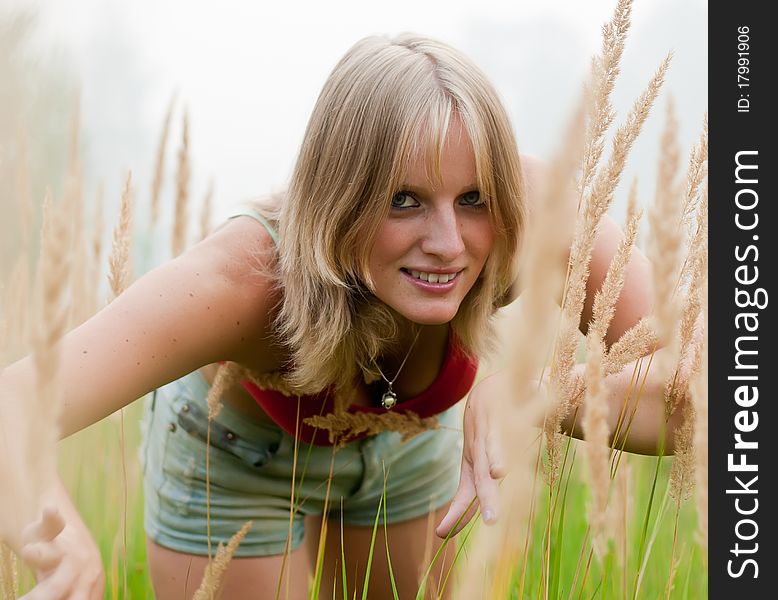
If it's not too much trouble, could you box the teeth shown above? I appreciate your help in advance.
[407,270,458,284]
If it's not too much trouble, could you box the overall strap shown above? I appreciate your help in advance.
[228,206,279,246]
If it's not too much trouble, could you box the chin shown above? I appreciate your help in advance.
[400,304,460,326]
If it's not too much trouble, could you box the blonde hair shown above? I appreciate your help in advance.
[259,33,526,394]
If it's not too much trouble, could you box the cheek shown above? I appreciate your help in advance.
[468,222,496,263]
[370,222,414,267]
[369,225,403,277]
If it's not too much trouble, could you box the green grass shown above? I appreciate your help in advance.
[12,396,706,599]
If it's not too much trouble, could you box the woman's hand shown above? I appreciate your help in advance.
[19,506,104,600]
[435,374,508,538]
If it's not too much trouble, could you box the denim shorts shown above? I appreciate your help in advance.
[139,370,463,557]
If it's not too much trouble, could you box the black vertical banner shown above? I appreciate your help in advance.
[709,4,776,598]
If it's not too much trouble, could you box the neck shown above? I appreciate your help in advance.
[391,313,449,344]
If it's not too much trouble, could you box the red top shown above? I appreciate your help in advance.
[241,338,478,446]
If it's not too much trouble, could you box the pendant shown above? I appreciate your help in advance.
[381,389,398,409]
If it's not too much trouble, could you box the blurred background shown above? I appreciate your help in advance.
[0,3,708,595]
[1,0,707,274]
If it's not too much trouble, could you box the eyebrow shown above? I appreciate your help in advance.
[400,183,479,195]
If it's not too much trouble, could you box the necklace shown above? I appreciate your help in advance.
[374,328,421,409]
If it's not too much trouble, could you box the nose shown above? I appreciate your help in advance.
[420,205,466,261]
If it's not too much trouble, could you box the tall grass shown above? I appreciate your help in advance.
[0,0,706,597]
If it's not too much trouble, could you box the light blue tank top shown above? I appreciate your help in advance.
[228,206,279,246]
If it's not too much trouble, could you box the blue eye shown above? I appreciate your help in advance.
[391,191,419,209]
[460,191,483,206]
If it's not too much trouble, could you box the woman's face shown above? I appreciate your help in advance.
[368,117,495,325]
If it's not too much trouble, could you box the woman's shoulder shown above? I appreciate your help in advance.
[201,213,278,282]
[179,211,282,358]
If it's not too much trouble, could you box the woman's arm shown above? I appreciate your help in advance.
[514,153,655,348]
[1,215,278,439]
[437,155,689,537]
[0,216,278,596]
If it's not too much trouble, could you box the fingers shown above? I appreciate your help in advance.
[472,436,501,524]
[436,466,478,538]
[470,394,505,523]
[21,506,65,546]
[18,565,73,600]
[21,540,64,572]
[486,432,507,479]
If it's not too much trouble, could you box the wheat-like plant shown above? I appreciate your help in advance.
[646,99,684,382]
[25,192,72,534]
[692,255,708,550]
[547,35,671,485]
[455,90,585,600]
[200,177,215,242]
[172,109,191,258]
[192,520,253,600]
[0,542,17,599]
[150,93,177,227]
[0,2,709,596]
[206,362,244,421]
[578,0,632,200]
[108,172,134,300]
[469,0,709,595]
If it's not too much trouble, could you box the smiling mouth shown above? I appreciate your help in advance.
[401,268,462,284]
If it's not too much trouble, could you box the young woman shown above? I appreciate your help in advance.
[1,33,673,600]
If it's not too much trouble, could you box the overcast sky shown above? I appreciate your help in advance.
[8,0,707,252]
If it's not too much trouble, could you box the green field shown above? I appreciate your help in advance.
[7,397,705,599]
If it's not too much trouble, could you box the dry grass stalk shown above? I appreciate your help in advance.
[692,267,708,549]
[192,520,253,600]
[681,114,708,231]
[25,191,72,532]
[0,256,29,552]
[669,186,707,499]
[455,97,582,599]
[243,368,297,398]
[647,99,684,387]
[578,0,633,199]
[603,317,658,377]
[151,93,177,226]
[676,115,709,303]
[240,367,435,442]
[668,394,695,502]
[0,542,17,600]
[676,118,708,356]
[671,190,707,418]
[516,103,585,489]
[200,178,215,241]
[582,336,611,559]
[207,362,244,420]
[608,457,632,568]
[305,410,439,445]
[588,181,642,344]
[453,416,542,600]
[550,52,671,432]
[108,172,134,300]
[172,110,191,258]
